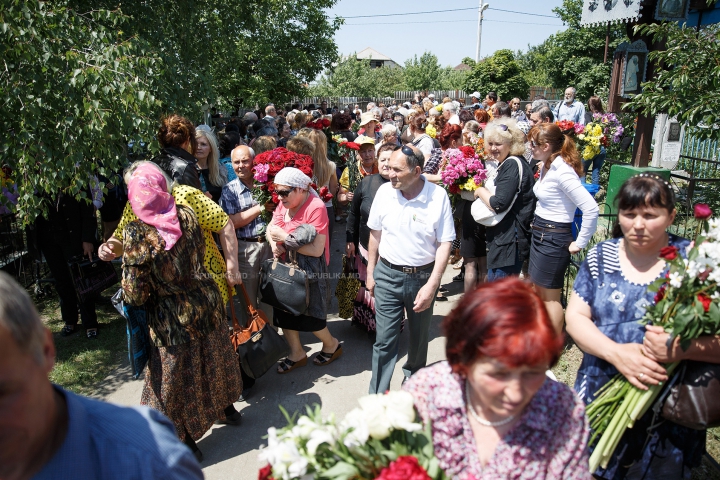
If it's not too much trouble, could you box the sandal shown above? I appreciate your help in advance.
[313,343,343,366]
[86,329,98,339]
[60,325,77,337]
[277,356,307,374]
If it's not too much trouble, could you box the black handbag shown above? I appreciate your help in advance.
[111,289,151,379]
[230,282,289,379]
[259,251,310,316]
[68,254,119,303]
[661,361,720,430]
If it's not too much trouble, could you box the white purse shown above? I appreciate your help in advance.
[471,156,523,227]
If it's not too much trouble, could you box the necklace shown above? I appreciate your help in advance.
[359,162,374,176]
[465,380,516,427]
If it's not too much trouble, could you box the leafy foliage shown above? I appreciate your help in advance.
[0,0,340,224]
[464,49,529,101]
[625,22,720,142]
[516,0,627,99]
[403,52,442,91]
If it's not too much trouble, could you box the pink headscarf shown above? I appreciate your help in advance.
[127,163,182,250]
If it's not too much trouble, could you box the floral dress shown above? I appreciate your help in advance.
[122,205,241,441]
[573,235,705,479]
[115,184,231,303]
[403,362,590,480]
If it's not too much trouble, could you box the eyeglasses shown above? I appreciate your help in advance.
[275,188,294,198]
[530,140,540,148]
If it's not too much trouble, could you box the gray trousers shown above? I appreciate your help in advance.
[369,260,436,394]
[231,240,273,324]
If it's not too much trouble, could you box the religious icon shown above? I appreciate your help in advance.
[620,46,647,97]
[624,55,640,92]
[655,0,688,20]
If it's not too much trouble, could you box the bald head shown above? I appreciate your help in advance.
[232,145,255,183]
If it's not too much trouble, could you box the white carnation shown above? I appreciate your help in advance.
[669,271,684,288]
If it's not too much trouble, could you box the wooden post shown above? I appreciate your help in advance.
[604,23,610,64]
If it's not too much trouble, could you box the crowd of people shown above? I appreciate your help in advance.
[7,88,718,479]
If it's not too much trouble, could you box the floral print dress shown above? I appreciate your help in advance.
[403,362,590,480]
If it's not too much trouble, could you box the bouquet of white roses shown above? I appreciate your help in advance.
[258,391,447,480]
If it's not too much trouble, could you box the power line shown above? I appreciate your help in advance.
[339,6,558,20]
[341,7,477,19]
[344,19,563,27]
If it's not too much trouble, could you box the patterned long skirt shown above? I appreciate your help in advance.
[141,325,242,441]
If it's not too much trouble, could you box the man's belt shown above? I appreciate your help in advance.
[380,257,434,274]
[531,223,572,234]
[238,236,266,243]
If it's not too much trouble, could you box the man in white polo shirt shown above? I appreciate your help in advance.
[365,145,455,394]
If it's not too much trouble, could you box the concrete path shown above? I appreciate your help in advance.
[98,215,463,480]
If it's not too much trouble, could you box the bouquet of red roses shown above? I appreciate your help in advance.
[252,148,314,230]
[306,118,331,130]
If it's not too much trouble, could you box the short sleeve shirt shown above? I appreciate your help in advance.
[115,184,231,303]
[367,179,455,266]
[219,178,266,238]
[273,193,330,265]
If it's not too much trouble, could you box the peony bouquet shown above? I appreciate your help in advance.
[586,204,720,472]
[257,391,448,480]
[252,148,314,230]
[440,146,487,200]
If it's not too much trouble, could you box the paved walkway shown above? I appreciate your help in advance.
[98,216,463,479]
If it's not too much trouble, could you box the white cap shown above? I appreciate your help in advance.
[471,92,481,100]
[428,93,435,99]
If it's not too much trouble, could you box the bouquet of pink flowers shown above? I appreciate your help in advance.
[439,146,487,198]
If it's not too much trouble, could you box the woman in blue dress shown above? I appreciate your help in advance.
[565,174,706,479]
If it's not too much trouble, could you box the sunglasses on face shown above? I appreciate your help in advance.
[276,188,294,198]
[531,140,539,148]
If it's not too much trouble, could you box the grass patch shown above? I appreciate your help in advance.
[34,279,127,396]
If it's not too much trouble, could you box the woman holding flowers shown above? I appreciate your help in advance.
[403,277,589,479]
[582,97,607,185]
[473,119,536,281]
[527,123,599,332]
[565,175,708,479]
[266,168,343,374]
[337,135,378,207]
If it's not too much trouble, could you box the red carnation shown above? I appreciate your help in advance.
[319,186,333,202]
[346,142,360,150]
[654,285,667,303]
[258,464,274,480]
[271,192,279,204]
[698,293,712,313]
[694,203,713,220]
[659,246,679,261]
[459,146,476,158]
[322,118,331,128]
[375,456,430,480]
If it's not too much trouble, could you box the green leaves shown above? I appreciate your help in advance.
[465,49,529,101]
[625,22,720,142]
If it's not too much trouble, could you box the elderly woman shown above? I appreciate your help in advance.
[338,135,378,206]
[345,143,396,332]
[195,126,228,203]
[407,113,434,161]
[528,123,598,332]
[473,119,536,281]
[266,168,343,373]
[114,162,242,462]
[566,175,718,479]
[375,123,399,153]
[403,277,589,479]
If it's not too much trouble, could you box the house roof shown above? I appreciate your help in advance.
[454,63,471,71]
[356,47,394,61]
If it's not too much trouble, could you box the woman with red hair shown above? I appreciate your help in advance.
[403,278,589,479]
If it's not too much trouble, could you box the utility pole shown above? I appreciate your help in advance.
[475,1,490,63]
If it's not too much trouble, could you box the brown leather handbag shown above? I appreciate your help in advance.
[661,361,720,430]
[229,283,289,379]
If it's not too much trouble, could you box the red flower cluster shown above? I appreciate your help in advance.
[307,118,331,130]
[654,285,667,303]
[375,456,431,480]
[318,186,333,202]
[458,145,476,158]
[258,464,274,480]
[659,245,679,261]
[344,142,360,151]
[252,147,315,213]
[555,120,576,135]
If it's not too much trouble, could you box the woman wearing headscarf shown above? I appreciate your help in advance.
[114,162,242,462]
[266,168,343,374]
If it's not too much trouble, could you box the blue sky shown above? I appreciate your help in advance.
[325,0,568,68]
